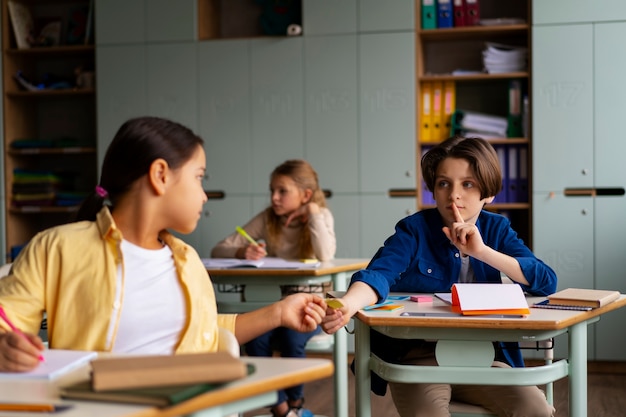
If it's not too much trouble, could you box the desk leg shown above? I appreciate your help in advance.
[332,272,349,417]
[354,319,371,417]
[569,321,588,417]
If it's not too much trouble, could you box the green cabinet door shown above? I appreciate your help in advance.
[302,0,357,35]
[534,0,626,25]
[592,22,626,361]
[197,39,252,194]
[359,32,415,193]
[532,24,593,192]
[532,193,596,359]
[146,43,198,132]
[250,38,305,193]
[304,35,358,193]
[96,45,147,167]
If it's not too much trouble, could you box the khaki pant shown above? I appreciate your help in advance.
[388,344,555,417]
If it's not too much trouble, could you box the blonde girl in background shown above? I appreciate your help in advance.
[212,159,336,417]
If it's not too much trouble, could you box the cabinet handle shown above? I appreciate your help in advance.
[563,187,625,197]
[205,191,225,199]
[388,189,417,198]
[563,188,594,197]
[323,189,333,199]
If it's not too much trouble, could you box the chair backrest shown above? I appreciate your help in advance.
[0,263,12,278]
[217,328,241,358]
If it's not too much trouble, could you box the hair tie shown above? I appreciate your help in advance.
[95,185,108,198]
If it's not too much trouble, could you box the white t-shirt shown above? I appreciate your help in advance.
[110,239,186,354]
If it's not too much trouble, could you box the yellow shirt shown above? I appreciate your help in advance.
[0,207,237,353]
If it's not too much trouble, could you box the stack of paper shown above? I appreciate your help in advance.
[482,42,528,74]
[452,110,508,138]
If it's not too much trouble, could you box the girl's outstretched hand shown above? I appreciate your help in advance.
[279,293,326,333]
[0,331,44,372]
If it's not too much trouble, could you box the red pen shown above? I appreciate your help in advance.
[0,306,44,362]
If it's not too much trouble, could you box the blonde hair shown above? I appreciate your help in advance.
[264,159,326,258]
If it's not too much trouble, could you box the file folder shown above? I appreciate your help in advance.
[517,146,528,202]
[493,144,507,204]
[465,0,480,26]
[420,147,436,205]
[420,82,434,142]
[507,145,519,202]
[442,81,456,141]
[421,0,437,29]
[436,0,453,28]
[431,81,444,142]
[453,0,466,27]
[506,79,523,138]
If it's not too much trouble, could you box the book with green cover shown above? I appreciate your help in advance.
[60,380,222,407]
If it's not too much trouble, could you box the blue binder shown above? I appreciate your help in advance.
[436,0,454,28]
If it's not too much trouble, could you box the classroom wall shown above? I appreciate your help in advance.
[95,0,417,260]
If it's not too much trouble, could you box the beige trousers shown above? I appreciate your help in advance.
[387,344,556,417]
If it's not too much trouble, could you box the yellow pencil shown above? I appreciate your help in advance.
[235,226,259,246]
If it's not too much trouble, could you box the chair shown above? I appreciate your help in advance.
[449,340,554,416]
[217,327,241,358]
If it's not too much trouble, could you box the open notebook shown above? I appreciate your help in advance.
[202,257,320,269]
[0,349,97,380]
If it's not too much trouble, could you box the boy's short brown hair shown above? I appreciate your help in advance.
[421,136,502,200]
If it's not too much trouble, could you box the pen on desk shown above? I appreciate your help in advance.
[0,403,56,412]
[236,226,260,246]
[0,306,44,362]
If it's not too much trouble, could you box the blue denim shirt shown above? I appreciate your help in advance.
[351,208,558,395]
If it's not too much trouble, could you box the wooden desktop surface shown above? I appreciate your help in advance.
[0,357,333,417]
[355,294,626,331]
[206,258,369,277]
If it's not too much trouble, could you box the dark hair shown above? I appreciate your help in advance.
[421,136,502,199]
[265,159,326,258]
[75,116,204,221]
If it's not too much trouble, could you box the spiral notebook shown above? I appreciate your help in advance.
[532,299,593,311]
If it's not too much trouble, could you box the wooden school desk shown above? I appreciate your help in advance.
[0,356,333,417]
[207,258,370,417]
[352,294,626,417]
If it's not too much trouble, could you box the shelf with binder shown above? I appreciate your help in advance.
[415,0,532,245]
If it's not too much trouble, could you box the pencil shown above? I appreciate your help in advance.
[235,226,259,246]
[0,403,55,412]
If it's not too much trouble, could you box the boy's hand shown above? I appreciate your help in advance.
[442,203,485,257]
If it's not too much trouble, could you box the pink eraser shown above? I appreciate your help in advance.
[410,295,433,303]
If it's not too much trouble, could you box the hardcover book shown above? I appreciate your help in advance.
[61,380,222,407]
[547,288,620,308]
[7,1,34,49]
[90,352,247,391]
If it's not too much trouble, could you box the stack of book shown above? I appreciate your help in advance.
[61,352,249,407]
[11,169,61,207]
[482,42,528,74]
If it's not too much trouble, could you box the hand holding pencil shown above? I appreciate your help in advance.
[235,226,267,260]
[0,306,45,372]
